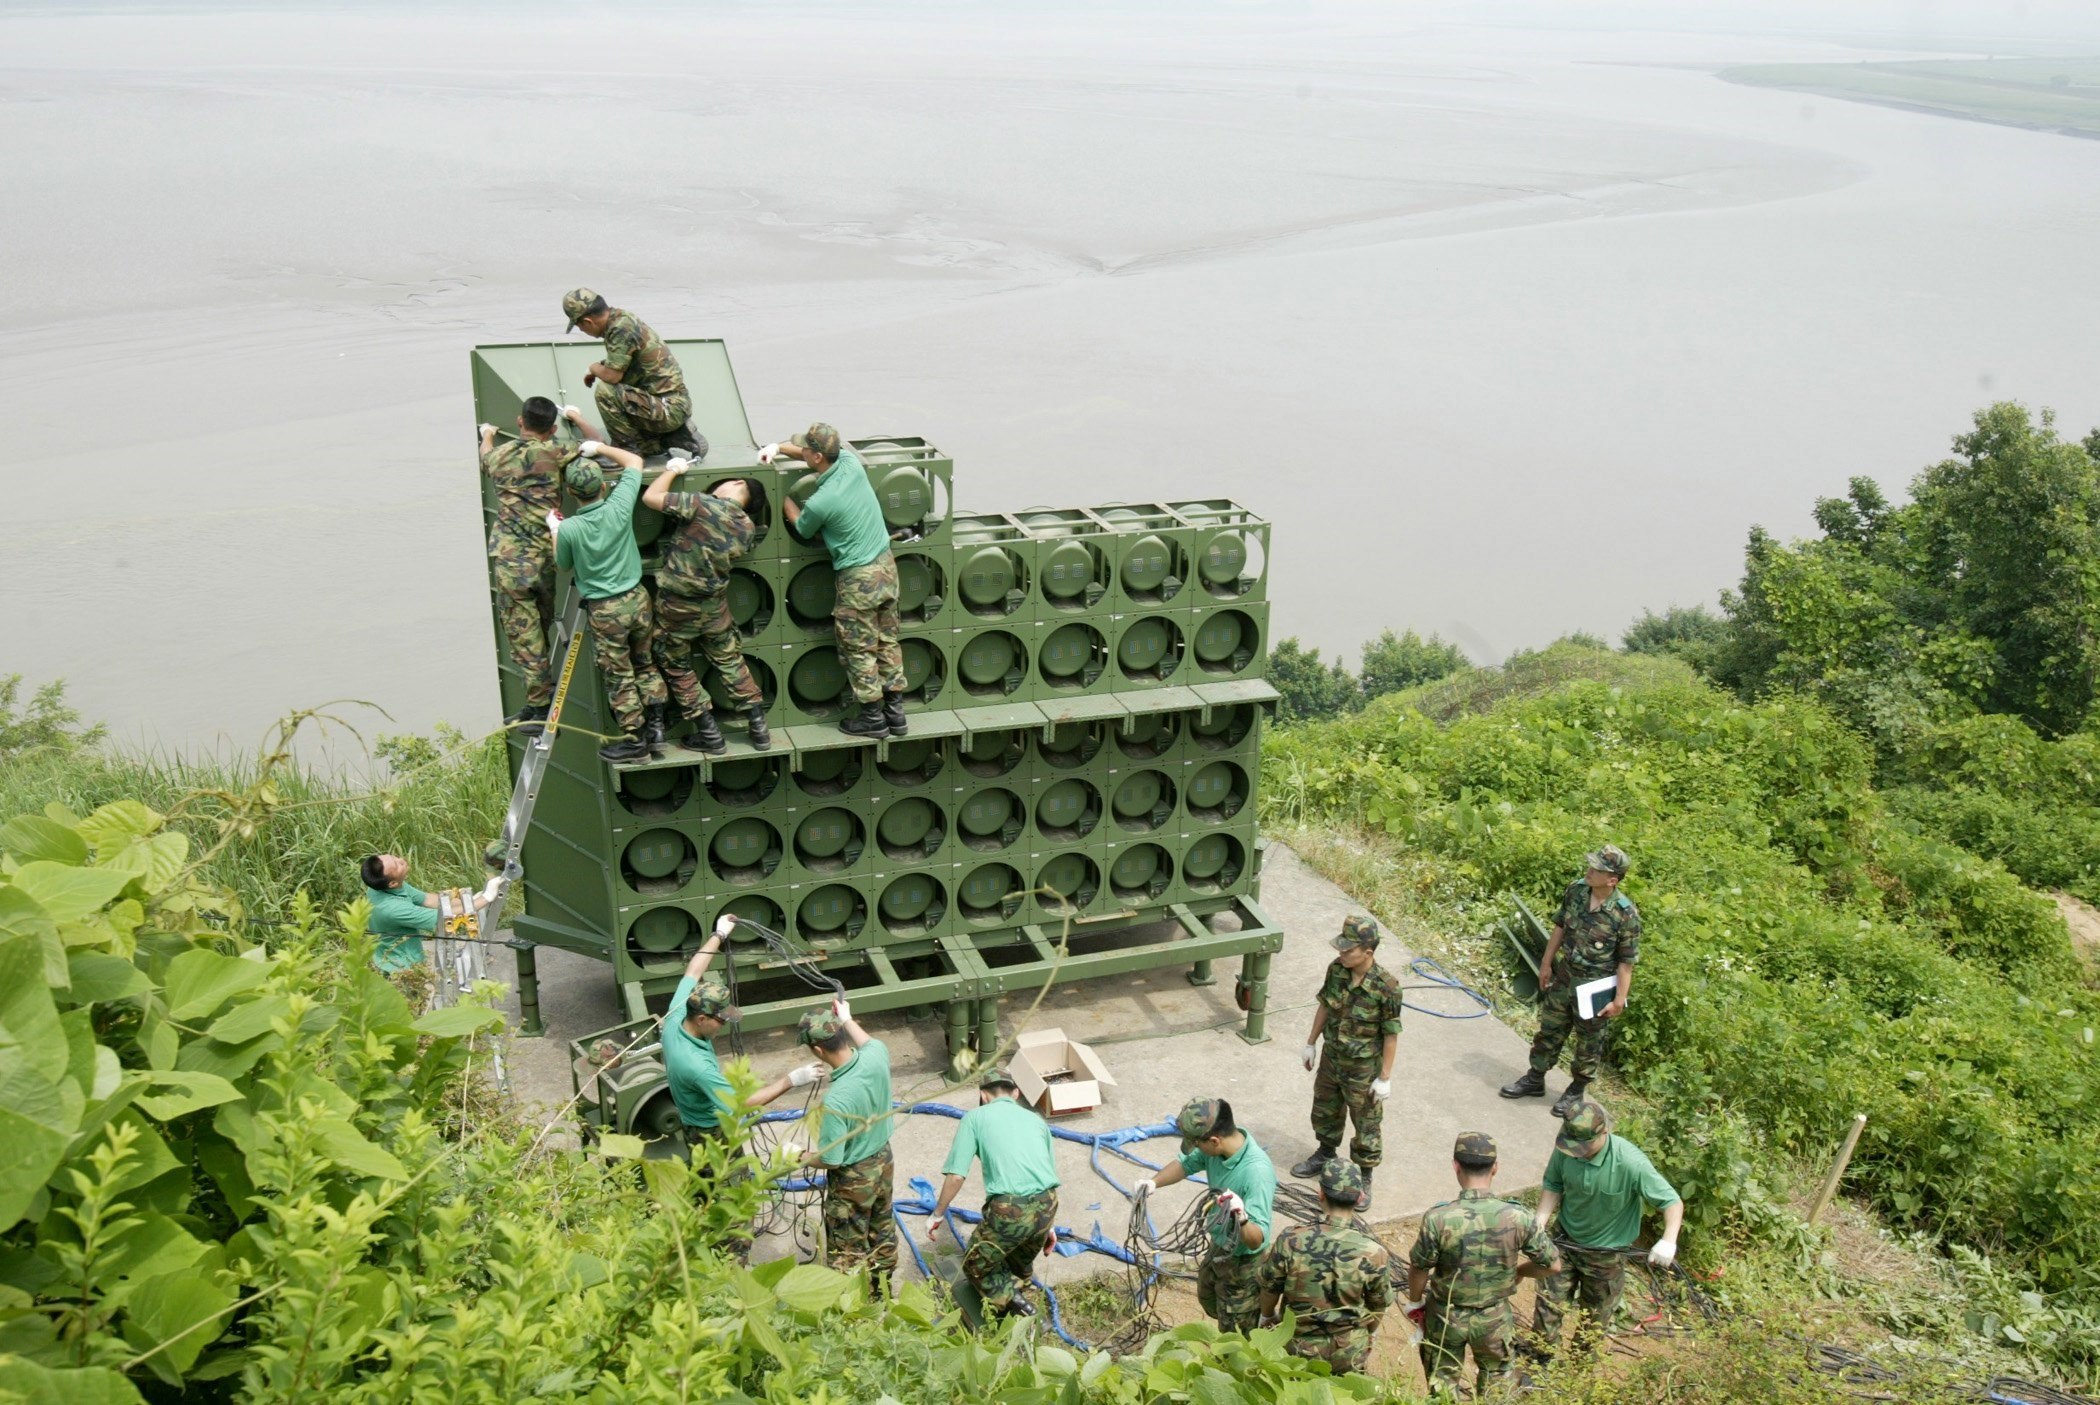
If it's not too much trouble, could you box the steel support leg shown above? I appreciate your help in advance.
[511,940,545,1038]
[1186,958,1216,987]
[945,1000,974,1083]
[975,996,1001,1065]
[1237,950,1272,1045]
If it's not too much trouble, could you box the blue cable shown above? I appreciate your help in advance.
[1404,956,1491,1019]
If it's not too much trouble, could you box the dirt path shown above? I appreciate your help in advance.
[2054,892,2100,974]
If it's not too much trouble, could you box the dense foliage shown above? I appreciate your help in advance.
[1270,631,1469,723]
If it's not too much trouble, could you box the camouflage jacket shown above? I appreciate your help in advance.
[1316,960,1404,1062]
[481,436,572,529]
[1407,1188,1559,1310]
[1258,1220,1392,1334]
[1553,880,1641,981]
[656,491,754,599]
[600,309,685,400]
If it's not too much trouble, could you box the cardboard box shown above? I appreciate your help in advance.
[1011,1027,1117,1117]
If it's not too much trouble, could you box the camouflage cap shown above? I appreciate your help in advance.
[1318,1158,1367,1208]
[562,287,607,332]
[685,980,741,1024]
[1555,1100,1611,1154]
[979,1066,1019,1091]
[564,458,604,498]
[1453,1131,1498,1168]
[1585,844,1630,877]
[1331,915,1381,952]
[798,1008,844,1046]
[1176,1096,1225,1150]
[790,422,842,461]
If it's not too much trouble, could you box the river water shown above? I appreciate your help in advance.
[5,1,2099,755]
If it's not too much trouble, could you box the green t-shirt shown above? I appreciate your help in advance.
[792,449,890,571]
[661,974,736,1129]
[941,1095,1059,1197]
[363,883,434,972]
[1177,1132,1277,1257]
[1544,1134,1680,1250]
[817,1038,894,1166]
[554,467,643,600]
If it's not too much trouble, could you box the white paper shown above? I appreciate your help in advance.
[1575,976,1618,1021]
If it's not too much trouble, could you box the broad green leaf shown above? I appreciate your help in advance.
[567,1252,609,1288]
[0,1359,145,1405]
[311,1118,407,1181]
[9,862,131,923]
[596,1133,646,1160]
[1036,1345,1079,1377]
[66,951,153,1005]
[194,1127,254,1217]
[0,816,86,866]
[773,1262,852,1313]
[0,1068,77,1232]
[174,1029,280,1082]
[0,937,66,1082]
[123,1267,235,1374]
[141,1015,178,1072]
[0,887,65,987]
[97,1213,208,1282]
[91,1046,123,1101]
[136,1071,242,1122]
[410,1004,505,1038]
[204,994,290,1045]
[100,832,189,896]
[163,949,269,1021]
[74,800,162,854]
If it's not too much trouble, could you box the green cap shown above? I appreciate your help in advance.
[791,422,842,461]
[1586,845,1630,877]
[1556,1100,1610,1154]
[979,1066,1019,1091]
[565,458,604,498]
[686,980,740,1023]
[1453,1131,1497,1168]
[1318,1159,1367,1207]
[1331,915,1380,951]
[1176,1096,1225,1150]
[798,1008,844,1046]
[562,287,607,333]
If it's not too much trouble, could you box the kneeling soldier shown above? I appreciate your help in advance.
[1408,1132,1561,1398]
[1258,1161,1391,1375]
[1132,1097,1276,1333]
[1296,915,1403,1209]
[926,1067,1060,1320]
[640,468,770,752]
[561,288,703,458]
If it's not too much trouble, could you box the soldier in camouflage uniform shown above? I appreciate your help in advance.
[797,1002,898,1294]
[1257,1160,1391,1375]
[639,467,770,753]
[562,288,704,458]
[925,1067,1060,1320]
[1407,1132,1561,1398]
[1294,915,1404,1209]
[476,397,574,736]
[1500,846,1642,1118]
[1132,1097,1277,1334]
[769,422,908,739]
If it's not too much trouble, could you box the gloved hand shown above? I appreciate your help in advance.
[1403,1300,1426,1325]
[1372,1078,1392,1100]
[713,914,737,940]
[666,453,692,471]
[778,1140,804,1164]
[1302,1043,1318,1072]
[1647,1238,1678,1268]
[560,405,582,422]
[788,1062,825,1089]
[927,1216,949,1244]
[545,509,563,535]
[833,996,851,1021]
[478,422,496,438]
[1215,1189,1247,1223]
[478,875,503,907]
[757,442,780,464]
[578,439,603,458]
[1131,1178,1155,1202]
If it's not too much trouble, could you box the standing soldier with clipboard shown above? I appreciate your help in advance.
[1500,846,1640,1119]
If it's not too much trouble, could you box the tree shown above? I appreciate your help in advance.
[1358,628,1468,701]
[1622,605,1730,675]
[1268,637,1360,723]
[0,674,104,761]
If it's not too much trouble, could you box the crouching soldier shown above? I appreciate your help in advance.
[1258,1161,1391,1375]
[925,1066,1060,1320]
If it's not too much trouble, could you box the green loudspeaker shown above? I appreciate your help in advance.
[725,563,780,644]
[786,803,868,880]
[952,858,1026,931]
[1111,708,1182,764]
[1105,837,1176,908]
[1030,774,1104,848]
[852,435,953,546]
[786,747,866,802]
[955,726,1029,781]
[792,880,870,945]
[950,782,1028,861]
[1034,719,1109,773]
[1167,500,1270,603]
[611,764,704,825]
[1181,702,1261,759]
[1182,755,1253,827]
[894,546,950,629]
[873,734,950,790]
[1178,825,1256,903]
[1111,612,1188,690]
[1030,849,1102,924]
[1017,510,1113,619]
[1094,505,1193,610]
[951,627,1029,703]
[951,516,1031,622]
[874,867,950,940]
[700,753,785,812]
[1032,620,1111,699]
[617,824,700,899]
[1186,602,1269,683]
[871,791,949,865]
[704,813,787,888]
[1106,766,1179,837]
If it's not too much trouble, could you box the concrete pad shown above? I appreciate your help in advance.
[487,840,1565,1286]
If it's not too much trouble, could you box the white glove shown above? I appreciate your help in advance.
[544,509,563,537]
[757,442,780,464]
[788,1062,825,1089]
[1302,1043,1318,1072]
[478,422,496,438]
[666,453,692,471]
[560,405,582,421]
[478,876,503,907]
[713,914,737,939]
[1131,1178,1155,1201]
[1647,1239,1677,1268]
[1372,1078,1391,1100]
[779,1140,804,1162]
[1215,1189,1246,1222]
[578,439,603,458]
[833,997,851,1021]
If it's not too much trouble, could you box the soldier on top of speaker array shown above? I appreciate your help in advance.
[561,288,705,459]
[640,467,771,754]
[476,397,576,738]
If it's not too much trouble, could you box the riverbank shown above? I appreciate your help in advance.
[1723,57,2100,139]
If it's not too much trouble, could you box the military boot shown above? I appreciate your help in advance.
[642,703,667,758]
[1290,1146,1335,1180]
[883,689,909,736]
[1551,1078,1591,1120]
[998,1294,1036,1320]
[680,709,727,755]
[507,703,550,738]
[665,423,709,460]
[1499,1068,1547,1099]
[599,733,649,763]
[1353,1167,1374,1212]
[838,701,888,739]
[746,707,773,751]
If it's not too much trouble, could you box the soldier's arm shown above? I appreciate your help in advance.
[1406,1265,1430,1300]
[928,1172,967,1228]
[1362,1251,1393,1311]
[1304,1004,1328,1046]
[642,468,684,512]
[596,444,644,476]
[561,405,606,443]
[1380,1031,1398,1081]
[1539,926,1564,983]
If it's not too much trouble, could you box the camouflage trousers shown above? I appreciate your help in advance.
[652,588,761,719]
[489,523,556,706]
[822,1143,897,1294]
[583,586,667,734]
[1311,1050,1384,1170]
[1197,1246,1266,1334]
[833,557,906,704]
[1286,1320,1378,1377]
[962,1189,1057,1311]
[1528,1243,1624,1353]
[1420,1298,1517,1397]
[592,379,696,457]
[1527,973,1612,1080]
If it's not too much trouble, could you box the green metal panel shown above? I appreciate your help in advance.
[1180,700,1263,761]
[893,545,950,630]
[870,734,950,791]
[1033,717,1111,772]
[1110,706,1184,764]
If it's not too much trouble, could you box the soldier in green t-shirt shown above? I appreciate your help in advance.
[356,854,499,973]
[926,1067,1060,1320]
[1406,1132,1560,1395]
[561,288,702,458]
[1133,1097,1277,1333]
[1501,845,1642,1118]
[784,1000,897,1294]
[1527,1101,1683,1357]
[549,447,668,762]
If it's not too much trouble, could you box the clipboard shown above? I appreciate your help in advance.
[1575,976,1618,1021]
